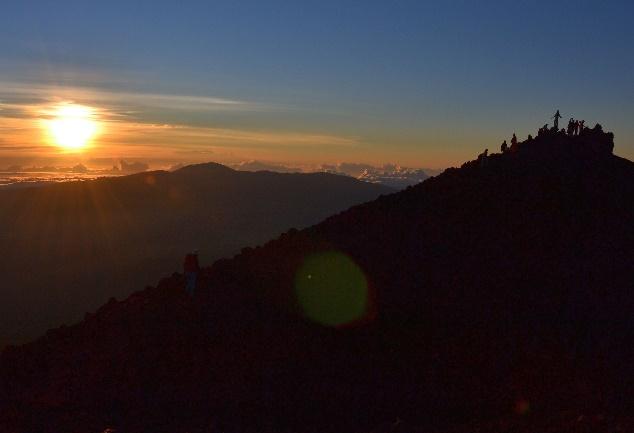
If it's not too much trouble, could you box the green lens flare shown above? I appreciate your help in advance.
[294,251,368,326]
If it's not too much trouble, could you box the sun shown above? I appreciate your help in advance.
[47,103,99,150]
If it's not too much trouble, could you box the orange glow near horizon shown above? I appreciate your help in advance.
[45,103,100,151]
[0,91,470,168]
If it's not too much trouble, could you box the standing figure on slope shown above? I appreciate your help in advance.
[184,251,200,296]
[509,133,518,152]
[552,110,563,130]
[567,118,575,135]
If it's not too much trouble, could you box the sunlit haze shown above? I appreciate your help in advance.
[45,103,99,150]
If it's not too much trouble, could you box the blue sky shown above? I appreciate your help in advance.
[0,0,632,168]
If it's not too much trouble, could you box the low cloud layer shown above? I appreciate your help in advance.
[321,163,432,189]
[232,160,441,189]
[230,160,303,173]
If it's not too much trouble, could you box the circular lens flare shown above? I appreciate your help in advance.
[47,104,99,150]
[294,251,369,327]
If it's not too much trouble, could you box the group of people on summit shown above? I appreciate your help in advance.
[499,133,518,154]
[478,110,598,163]
[546,109,586,136]
[481,131,519,165]
[565,118,585,136]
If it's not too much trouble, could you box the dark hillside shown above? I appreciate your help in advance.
[1,127,633,433]
[0,163,391,346]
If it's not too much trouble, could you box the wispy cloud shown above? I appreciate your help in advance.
[0,81,360,162]
[0,81,266,115]
[0,145,49,152]
[118,123,359,146]
[93,122,360,155]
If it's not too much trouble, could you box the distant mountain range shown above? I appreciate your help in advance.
[0,163,391,347]
[0,160,434,191]
[2,127,632,433]
[231,161,436,189]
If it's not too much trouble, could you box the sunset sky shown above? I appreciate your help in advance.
[1,0,632,170]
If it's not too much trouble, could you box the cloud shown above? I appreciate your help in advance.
[226,159,434,190]
[88,121,359,157]
[318,162,432,189]
[117,160,150,174]
[107,92,260,112]
[329,162,377,177]
[231,160,303,173]
[0,81,267,115]
[0,81,360,160]
[0,163,89,173]
[144,125,359,147]
[0,145,50,152]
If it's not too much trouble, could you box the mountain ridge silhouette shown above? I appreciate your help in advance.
[1,127,633,433]
[0,163,391,347]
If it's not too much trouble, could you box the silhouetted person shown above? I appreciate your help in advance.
[509,133,519,153]
[579,119,585,133]
[184,251,200,296]
[478,149,489,167]
[501,140,508,153]
[567,118,575,135]
[552,110,562,130]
